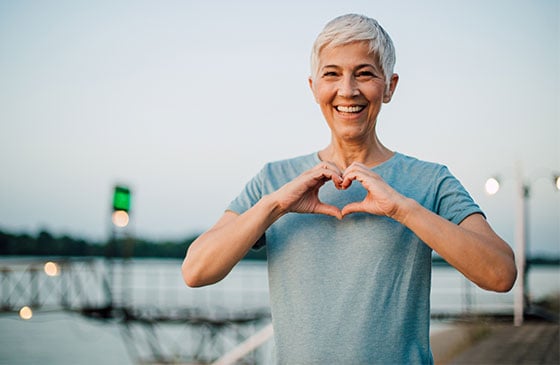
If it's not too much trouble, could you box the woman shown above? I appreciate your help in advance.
[182,13,516,364]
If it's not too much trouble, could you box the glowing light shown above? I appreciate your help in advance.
[555,175,560,191]
[44,261,59,276]
[485,177,500,195]
[19,306,33,320]
[113,186,131,212]
[112,210,129,228]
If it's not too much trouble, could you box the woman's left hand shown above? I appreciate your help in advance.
[339,164,516,292]
[340,162,408,219]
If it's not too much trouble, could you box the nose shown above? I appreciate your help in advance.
[337,75,359,98]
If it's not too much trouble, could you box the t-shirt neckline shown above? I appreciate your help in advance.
[312,151,400,171]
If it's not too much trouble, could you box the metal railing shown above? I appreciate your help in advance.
[2,257,546,364]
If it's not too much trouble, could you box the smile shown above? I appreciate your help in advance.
[335,105,365,113]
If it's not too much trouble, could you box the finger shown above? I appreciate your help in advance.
[341,170,363,189]
[342,162,368,175]
[341,202,366,217]
[340,174,354,189]
[342,167,381,189]
[342,163,376,180]
[315,161,343,176]
[310,171,342,191]
[317,160,342,173]
[314,203,343,220]
[313,163,343,187]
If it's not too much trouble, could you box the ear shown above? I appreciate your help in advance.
[308,76,319,103]
[383,73,399,103]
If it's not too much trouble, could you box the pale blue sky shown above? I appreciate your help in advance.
[0,0,558,255]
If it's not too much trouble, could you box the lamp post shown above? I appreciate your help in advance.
[485,167,559,326]
[107,185,132,309]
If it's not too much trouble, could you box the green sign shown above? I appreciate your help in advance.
[113,186,131,212]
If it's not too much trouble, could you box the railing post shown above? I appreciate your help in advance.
[513,172,528,327]
[30,266,40,308]
[1,267,10,310]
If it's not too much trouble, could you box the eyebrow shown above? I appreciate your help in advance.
[321,63,377,70]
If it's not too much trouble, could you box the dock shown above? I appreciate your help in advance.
[432,320,559,365]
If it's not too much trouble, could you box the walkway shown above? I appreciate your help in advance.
[432,320,559,365]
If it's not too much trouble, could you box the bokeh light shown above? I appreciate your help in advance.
[19,306,33,320]
[485,177,501,195]
[44,261,60,276]
[112,210,129,228]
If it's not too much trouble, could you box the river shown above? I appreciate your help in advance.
[0,258,557,364]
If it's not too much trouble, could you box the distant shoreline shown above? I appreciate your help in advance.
[1,228,558,264]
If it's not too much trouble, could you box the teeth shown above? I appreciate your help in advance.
[337,105,364,113]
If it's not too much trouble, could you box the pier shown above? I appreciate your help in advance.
[0,258,271,364]
[0,257,557,364]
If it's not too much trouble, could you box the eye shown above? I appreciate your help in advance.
[321,70,339,78]
[356,70,375,78]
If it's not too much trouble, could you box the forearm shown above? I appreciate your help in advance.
[395,198,516,292]
[182,195,283,287]
[182,162,345,287]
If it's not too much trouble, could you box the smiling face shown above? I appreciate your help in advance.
[309,41,398,145]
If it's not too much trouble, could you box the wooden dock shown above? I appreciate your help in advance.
[433,320,559,365]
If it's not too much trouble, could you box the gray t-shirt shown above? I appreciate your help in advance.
[228,152,483,364]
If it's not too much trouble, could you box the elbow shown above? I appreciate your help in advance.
[481,243,518,293]
[182,250,226,288]
[181,234,236,288]
[182,257,207,288]
[499,264,517,293]
[483,259,517,293]
[492,270,516,293]
[496,251,518,293]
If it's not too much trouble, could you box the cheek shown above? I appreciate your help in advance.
[366,89,385,107]
[313,84,335,104]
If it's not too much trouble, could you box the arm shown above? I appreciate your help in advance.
[397,203,516,292]
[341,163,517,292]
[182,162,343,287]
[182,196,282,287]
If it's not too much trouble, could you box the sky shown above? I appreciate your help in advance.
[0,0,558,255]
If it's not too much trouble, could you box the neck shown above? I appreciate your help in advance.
[319,136,393,170]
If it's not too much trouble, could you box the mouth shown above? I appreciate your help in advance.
[335,105,366,113]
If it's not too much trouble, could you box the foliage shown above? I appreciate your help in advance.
[3,229,559,264]
[0,229,268,260]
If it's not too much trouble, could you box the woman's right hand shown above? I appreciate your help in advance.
[271,161,343,219]
[182,161,344,287]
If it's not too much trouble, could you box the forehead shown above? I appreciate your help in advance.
[318,41,380,69]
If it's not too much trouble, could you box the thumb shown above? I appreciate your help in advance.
[341,202,365,217]
[314,203,343,220]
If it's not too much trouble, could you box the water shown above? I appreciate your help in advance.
[0,312,130,365]
[0,258,558,364]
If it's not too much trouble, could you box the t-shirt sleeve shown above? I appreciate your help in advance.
[433,166,485,225]
[226,167,267,249]
[227,167,265,215]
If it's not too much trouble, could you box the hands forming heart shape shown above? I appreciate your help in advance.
[277,161,405,221]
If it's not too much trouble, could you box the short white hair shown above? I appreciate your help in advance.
[310,14,396,86]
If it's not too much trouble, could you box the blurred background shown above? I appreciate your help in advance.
[0,0,558,364]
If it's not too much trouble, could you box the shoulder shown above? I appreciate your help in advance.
[380,152,461,203]
[261,152,319,177]
[385,152,449,178]
[385,153,482,220]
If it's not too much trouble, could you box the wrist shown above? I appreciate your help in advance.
[391,196,419,225]
[258,193,287,223]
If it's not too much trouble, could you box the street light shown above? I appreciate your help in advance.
[484,177,501,196]
[485,168,559,326]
